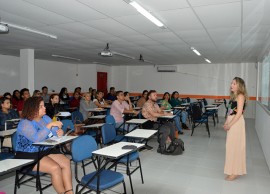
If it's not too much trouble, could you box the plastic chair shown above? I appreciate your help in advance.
[101,123,144,194]
[71,135,127,194]
[202,98,217,126]
[13,132,52,194]
[71,110,84,124]
[190,103,210,137]
[105,115,125,133]
[224,99,229,118]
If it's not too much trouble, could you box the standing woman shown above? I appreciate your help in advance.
[224,77,248,181]
[15,97,73,194]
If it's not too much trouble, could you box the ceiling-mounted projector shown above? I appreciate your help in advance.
[0,23,9,34]
[99,43,113,57]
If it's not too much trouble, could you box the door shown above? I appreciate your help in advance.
[97,72,108,96]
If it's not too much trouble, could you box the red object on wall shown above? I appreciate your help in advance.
[97,72,108,96]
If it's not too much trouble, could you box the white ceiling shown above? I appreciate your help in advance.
[0,0,269,65]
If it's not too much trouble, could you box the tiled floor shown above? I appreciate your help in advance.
[1,117,270,194]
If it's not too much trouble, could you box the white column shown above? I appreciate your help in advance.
[20,49,34,93]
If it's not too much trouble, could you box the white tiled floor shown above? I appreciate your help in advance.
[1,118,270,194]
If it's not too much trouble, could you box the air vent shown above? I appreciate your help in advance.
[157,66,177,72]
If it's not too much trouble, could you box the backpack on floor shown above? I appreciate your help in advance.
[165,138,185,155]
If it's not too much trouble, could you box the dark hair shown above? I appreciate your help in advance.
[21,97,43,120]
[124,91,129,97]
[42,86,48,90]
[73,91,80,97]
[142,90,148,96]
[59,87,67,98]
[74,87,81,93]
[3,92,11,98]
[116,90,123,97]
[12,90,20,100]
[32,90,41,97]
[110,87,115,91]
[50,94,59,101]
[162,92,170,100]
[171,91,179,99]
[0,97,10,105]
[147,90,157,100]
[20,88,29,98]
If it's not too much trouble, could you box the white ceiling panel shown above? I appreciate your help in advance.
[188,0,240,7]
[194,2,241,29]
[83,18,139,36]
[137,0,189,11]
[208,27,241,44]
[0,0,73,25]
[159,8,203,31]
[77,0,137,17]
[24,0,106,21]
[146,32,186,45]
[115,15,168,34]
[55,22,110,38]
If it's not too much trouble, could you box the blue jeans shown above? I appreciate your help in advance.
[174,110,188,124]
[174,115,182,132]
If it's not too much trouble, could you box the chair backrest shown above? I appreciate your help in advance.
[105,115,116,126]
[191,104,202,121]
[72,110,84,124]
[11,131,17,152]
[61,119,74,134]
[203,98,208,106]
[186,97,191,103]
[101,123,116,145]
[71,135,97,162]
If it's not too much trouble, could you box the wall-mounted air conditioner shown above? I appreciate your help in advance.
[157,66,177,72]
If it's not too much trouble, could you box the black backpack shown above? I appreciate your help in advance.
[164,138,185,155]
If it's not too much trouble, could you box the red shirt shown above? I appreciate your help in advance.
[69,98,80,108]
[17,100,25,112]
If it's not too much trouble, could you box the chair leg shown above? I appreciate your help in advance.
[115,164,117,171]
[123,181,127,194]
[138,158,144,184]
[206,122,210,137]
[191,123,195,136]
[213,115,216,127]
[216,113,219,123]
[126,164,134,194]
[14,171,18,194]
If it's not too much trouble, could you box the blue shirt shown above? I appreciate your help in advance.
[16,115,58,153]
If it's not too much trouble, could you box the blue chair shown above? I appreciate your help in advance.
[101,124,125,145]
[72,110,84,124]
[13,132,52,194]
[203,98,218,126]
[101,123,143,194]
[190,103,210,137]
[61,119,75,134]
[71,135,127,194]
[105,115,125,133]
[224,99,229,118]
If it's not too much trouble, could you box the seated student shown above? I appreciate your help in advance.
[12,90,21,109]
[0,97,19,131]
[160,92,183,134]
[32,90,41,97]
[41,86,50,104]
[59,87,70,106]
[124,91,133,105]
[106,87,117,102]
[110,91,139,129]
[17,88,30,118]
[137,90,148,107]
[79,92,96,121]
[69,91,80,109]
[142,90,175,154]
[46,94,65,119]
[15,97,73,194]
[93,91,109,108]
[91,89,96,101]
[170,91,189,130]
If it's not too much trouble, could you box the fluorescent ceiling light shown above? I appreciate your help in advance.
[191,47,201,56]
[52,54,80,61]
[204,58,211,63]
[129,1,164,28]
[2,21,57,39]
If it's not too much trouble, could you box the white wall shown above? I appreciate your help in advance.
[112,63,257,118]
[0,54,20,94]
[255,102,270,170]
[0,54,112,94]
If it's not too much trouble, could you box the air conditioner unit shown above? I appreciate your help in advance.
[157,66,177,72]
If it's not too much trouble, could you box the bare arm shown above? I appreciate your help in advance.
[224,94,245,130]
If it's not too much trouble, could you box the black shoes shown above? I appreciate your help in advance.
[178,131,184,135]
[157,146,166,154]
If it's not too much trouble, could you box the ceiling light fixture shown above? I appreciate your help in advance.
[52,54,81,61]
[204,58,211,63]
[191,47,201,56]
[128,1,164,28]
[2,21,57,39]
[0,23,9,34]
